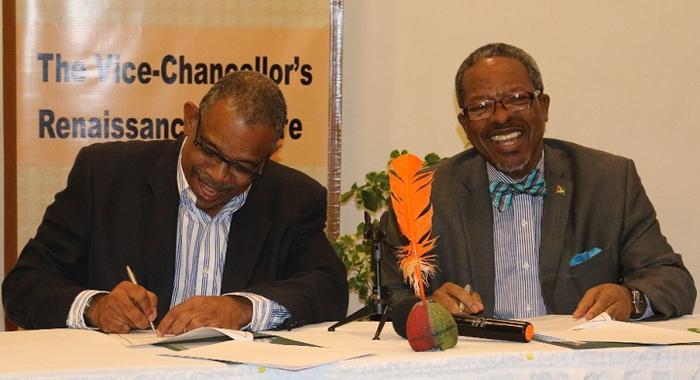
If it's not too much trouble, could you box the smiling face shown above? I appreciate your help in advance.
[458,57,550,179]
[181,98,278,217]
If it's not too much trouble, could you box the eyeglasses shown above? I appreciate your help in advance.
[192,115,265,182]
[463,90,542,121]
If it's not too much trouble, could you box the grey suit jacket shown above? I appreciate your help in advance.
[383,139,695,319]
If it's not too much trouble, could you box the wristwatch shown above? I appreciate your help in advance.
[628,287,647,319]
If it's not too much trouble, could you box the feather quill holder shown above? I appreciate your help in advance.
[389,153,456,351]
[389,153,438,302]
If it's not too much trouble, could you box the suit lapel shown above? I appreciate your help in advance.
[220,184,271,292]
[456,154,496,315]
[140,139,181,318]
[539,144,573,308]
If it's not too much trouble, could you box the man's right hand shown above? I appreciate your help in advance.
[431,282,484,314]
[85,281,158,333]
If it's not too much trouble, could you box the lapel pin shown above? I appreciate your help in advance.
[556,185,566,196]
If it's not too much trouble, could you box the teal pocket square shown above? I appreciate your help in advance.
[569,247,602,267]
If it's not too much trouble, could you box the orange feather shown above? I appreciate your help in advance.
[389,154,438,302]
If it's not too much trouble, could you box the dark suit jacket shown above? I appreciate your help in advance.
[383,139,695,319]
[3,137,348,329]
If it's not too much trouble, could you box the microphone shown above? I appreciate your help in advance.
[392,298,534,343]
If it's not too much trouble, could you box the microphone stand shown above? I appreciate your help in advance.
[328,212,392,340]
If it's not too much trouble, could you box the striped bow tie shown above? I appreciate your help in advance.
[489,169,547,212]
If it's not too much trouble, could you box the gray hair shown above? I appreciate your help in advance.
[199,71,287,138]
[455,43,543,107]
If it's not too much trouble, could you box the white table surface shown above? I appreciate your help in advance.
[1,316,699,379]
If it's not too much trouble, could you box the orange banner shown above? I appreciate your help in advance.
[16,1,331,249]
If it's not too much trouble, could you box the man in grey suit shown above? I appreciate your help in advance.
[383,43,695,321]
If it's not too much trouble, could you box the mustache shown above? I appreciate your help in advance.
[194,166,236,192]
[492,122,514,130]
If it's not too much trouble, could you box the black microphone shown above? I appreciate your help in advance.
[392,298,534,343]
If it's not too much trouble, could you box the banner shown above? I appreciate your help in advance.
[14,0,336,249]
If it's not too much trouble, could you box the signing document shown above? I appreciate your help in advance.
[163,340,373,371]
[114,327,253,347]
[112,327,373,370]
[531,313,700,345]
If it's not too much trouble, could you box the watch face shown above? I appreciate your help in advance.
[631,289,645,316]
[632,290,641,312]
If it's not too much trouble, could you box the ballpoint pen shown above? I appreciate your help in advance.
[459,284,472,313]
[125,265,157,334]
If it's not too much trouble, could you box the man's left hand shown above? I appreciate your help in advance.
[157,295,253,336]
[573,283,633,321]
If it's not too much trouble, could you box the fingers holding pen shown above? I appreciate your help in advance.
[126,285,158,323]
[432,282,483,314]
[458,284,484,314]
[86,281,158,332]
[109,281,155,329]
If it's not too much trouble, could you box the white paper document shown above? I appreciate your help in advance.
[163,340,373,371]
[570,312,614,330]
[115,327,253,347]
[526,313,610,333]
[533,314,700,345]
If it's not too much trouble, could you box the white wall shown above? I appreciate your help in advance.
[341,0,700,313]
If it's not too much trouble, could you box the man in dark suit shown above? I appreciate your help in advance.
[384,43,695,321]
[3,71,348,333]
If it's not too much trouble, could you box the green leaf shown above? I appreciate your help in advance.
[361,189,382,212]
[356,222,366,236]
[377,174,390,193]
[424,152,442,166]
[340,190,354,203]
[366,171,379,183]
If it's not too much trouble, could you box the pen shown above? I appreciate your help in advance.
[459,284,472,313]
[125,265,157,334]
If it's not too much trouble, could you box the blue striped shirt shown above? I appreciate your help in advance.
[171,149,247,306]
[67,139,290,330]
[488,157,548,319]
[172,143,290,330]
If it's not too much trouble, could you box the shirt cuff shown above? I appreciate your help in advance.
[66,290,108,329]
[225,292,290,331]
